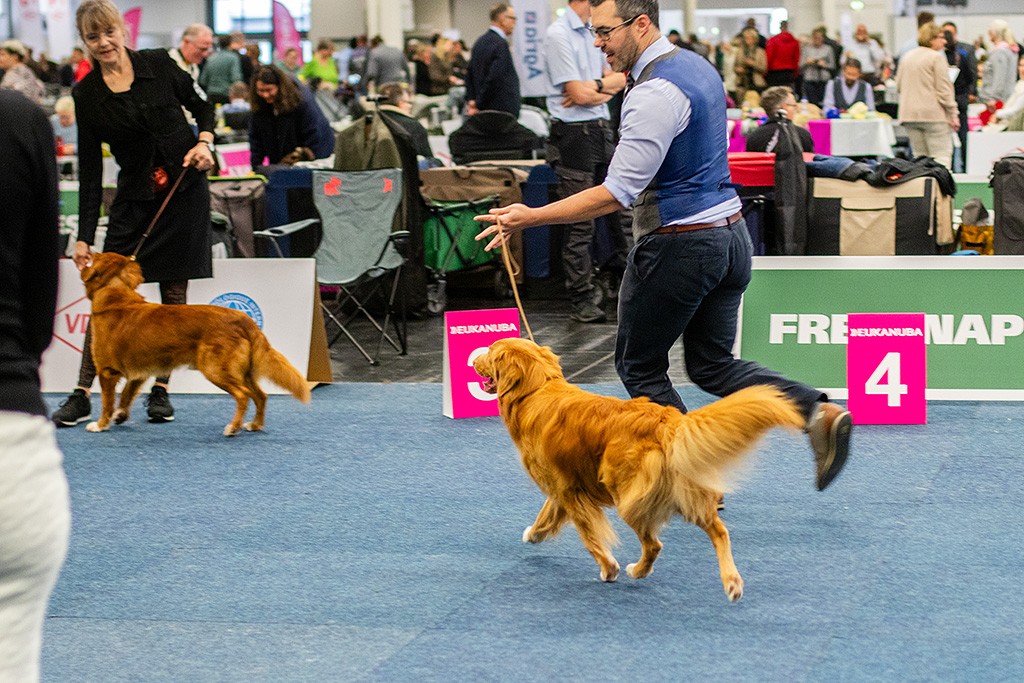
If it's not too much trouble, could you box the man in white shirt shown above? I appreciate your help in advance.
[544,0,627,322]
[169,24,214,82]
[168,23,214,127]
[477,0,852,493]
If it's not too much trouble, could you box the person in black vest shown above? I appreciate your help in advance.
[51,0,216,428]
[465,3,521,117]
[821,58,875,111]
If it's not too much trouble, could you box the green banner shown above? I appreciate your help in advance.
[59,181,78,243]
[739,257,1024,398]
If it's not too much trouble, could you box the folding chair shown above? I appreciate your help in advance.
[255,168,410,365]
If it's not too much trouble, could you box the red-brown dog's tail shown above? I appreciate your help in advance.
[253,336,311,403]
[669,385,804,493]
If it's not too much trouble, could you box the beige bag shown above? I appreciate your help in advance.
[806,177,954,255]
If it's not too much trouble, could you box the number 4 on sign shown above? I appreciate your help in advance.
[846,312,926,425]
[864,352,907,407]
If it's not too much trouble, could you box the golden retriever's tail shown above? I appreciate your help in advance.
[669,385,804,493]
[252,336,311,403]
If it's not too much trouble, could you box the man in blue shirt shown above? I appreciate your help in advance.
[477,0,852,492]
[545,0,627,322]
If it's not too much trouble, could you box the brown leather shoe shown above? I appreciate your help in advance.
[806,402,852,491]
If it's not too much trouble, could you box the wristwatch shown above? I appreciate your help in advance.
[594,78,604,93]
[199,139,216,152]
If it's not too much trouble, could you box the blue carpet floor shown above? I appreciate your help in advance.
[42,384,1023,681]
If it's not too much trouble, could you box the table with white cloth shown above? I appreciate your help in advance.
[808,118,896,157]
[965,131,1024,176]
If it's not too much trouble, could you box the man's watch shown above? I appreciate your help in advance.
[594,78,604,93]
[199,139,216,152]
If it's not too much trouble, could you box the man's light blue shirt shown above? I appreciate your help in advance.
[603,36,740,224]
[544,9,609,122]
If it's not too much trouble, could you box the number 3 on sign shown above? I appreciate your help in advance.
[864,352,908,407]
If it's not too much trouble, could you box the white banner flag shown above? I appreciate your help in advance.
[46,0,75,61]
[511,0,552,98]
[15,0,47,54]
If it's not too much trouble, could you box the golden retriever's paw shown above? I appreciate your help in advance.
[85,421,107,433]
[223,424,240,437]
[724,574,744,602]
[522,526,538,543]
[600,561,620,583]
[113,409,129,424]
[242,422,263,432]
[626,562,651,580]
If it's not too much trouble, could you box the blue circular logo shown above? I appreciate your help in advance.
[210,292,264,329]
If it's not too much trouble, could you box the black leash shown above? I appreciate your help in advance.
[129,165,191,261]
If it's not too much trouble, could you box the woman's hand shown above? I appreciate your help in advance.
[474,203,532,252]
[73,241,93,270]
[183,141,215,172]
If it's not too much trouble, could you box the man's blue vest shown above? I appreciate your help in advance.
[633,47,737,238]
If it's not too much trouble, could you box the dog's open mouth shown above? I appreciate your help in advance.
[479,374,497,394]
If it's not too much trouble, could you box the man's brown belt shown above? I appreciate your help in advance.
[651,211,743,235]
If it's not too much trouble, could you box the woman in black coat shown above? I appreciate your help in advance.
[248,65,335,169]
[52,0,216,428]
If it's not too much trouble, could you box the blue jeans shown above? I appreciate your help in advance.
[614,218,825,416]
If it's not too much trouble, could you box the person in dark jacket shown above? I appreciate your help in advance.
[942,22,978,168]
[465,3,521,117]
[51,0,217,428]
[746,86,815,153]
[0,89,71,682]
[248,64,334,168]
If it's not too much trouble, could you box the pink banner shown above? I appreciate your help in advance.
[122,7,141,50]
[272,1,302,65]
[442,308,521,418]
[808,119,831,156]
[847,313,927,425]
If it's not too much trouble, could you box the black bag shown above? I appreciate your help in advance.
[991,153,1024,254]
[770,115,808,255]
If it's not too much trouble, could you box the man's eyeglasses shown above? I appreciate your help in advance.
[587,16,639,40]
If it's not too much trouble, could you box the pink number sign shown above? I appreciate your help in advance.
[443,308,521,418]
[846,313,927,425]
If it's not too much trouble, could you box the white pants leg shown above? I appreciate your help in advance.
[0,412,71,683]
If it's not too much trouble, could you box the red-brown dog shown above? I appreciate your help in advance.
[474,337,803,600]
[80,252,310,436]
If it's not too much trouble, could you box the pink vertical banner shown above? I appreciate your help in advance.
[807,119,831,155]
[442,308,520,418]
[273,1,302,65]
[847,313,927,425]
[122,8,142,50]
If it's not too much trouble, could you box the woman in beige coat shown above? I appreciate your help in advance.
[734,28,767,105]
[896,23,958,169]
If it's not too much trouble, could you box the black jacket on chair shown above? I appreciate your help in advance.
[465,28,521,118]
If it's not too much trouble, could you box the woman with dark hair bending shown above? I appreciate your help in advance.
[52,0,216,428]
[248,64,335,169]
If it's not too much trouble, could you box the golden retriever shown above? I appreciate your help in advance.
[80,252,310,436]
[473,337,804,601]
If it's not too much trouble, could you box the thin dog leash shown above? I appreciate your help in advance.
[495,220,535,344]
[129,165,191,261]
